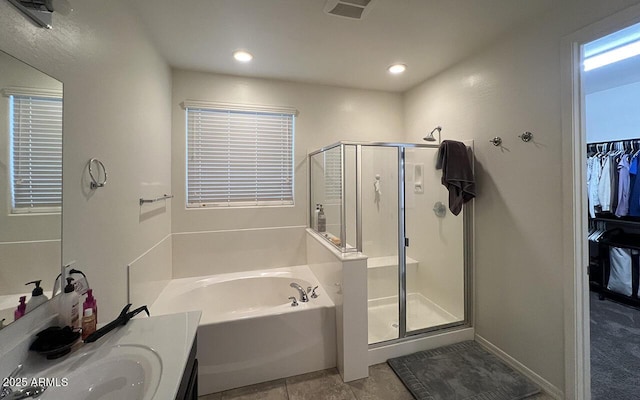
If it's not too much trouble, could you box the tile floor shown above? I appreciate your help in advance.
[198,363,555,400]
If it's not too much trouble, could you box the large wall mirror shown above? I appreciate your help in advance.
[0,49,63,329]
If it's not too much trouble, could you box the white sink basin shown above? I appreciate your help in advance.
[38,344,162,400]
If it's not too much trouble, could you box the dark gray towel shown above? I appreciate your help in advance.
[436,140,475,215]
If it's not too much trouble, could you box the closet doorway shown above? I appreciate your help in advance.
[564,8,640,400]
[562,5,640,400]
[582,22,640,400]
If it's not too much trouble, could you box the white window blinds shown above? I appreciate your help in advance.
[10,94,63,213]
[185,104,295,207]
[324,148,342,204]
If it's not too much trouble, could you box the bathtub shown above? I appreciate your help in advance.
[151,265,337,394]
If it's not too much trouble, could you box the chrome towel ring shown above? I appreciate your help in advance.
[88,158,107,189]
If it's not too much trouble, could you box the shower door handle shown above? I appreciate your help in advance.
[405,237,410,247]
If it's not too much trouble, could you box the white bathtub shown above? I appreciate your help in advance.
[151,265,337,394]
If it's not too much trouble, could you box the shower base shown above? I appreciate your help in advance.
[368,293,460,344]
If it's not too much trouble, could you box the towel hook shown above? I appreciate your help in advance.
[518,131,533,142]
[489,137,502,146]
[88,158,107,189]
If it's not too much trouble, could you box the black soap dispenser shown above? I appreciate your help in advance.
[25,280,49,313]
[60,278,80,329]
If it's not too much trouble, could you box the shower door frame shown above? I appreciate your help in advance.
[393,144,473,343]
[362,142,473,344]
[308,141,473,345]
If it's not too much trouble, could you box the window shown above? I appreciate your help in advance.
[5,90,63,213]
[184,101,296,207]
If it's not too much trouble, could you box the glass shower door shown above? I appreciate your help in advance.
[403,147,466,334]
[361,145,400,344]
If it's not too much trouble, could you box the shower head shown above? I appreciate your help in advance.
[423,126,442,142]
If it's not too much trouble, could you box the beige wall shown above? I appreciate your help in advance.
[171,70,404,274]
[0,0,172,322]
[403,0,640,390]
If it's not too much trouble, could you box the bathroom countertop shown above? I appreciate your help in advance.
[98,310,202,399]
[18,310,201,400]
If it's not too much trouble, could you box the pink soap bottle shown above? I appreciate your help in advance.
[86,289,97,323]
[14,296,27,321]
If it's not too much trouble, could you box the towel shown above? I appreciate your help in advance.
[436,140,476,215]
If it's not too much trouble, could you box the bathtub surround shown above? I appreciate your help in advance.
[172,226,307,278]
[127,234,172,307]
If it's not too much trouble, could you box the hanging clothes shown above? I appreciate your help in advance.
[630,154,640,217]
[587,156,601,218]
[615,155,631,217]
[598,156,612,212]
[610,153,620,212]
[588,140,640,218]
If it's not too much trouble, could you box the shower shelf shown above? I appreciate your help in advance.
[367,255,418,269]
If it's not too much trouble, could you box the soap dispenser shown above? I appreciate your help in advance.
[60,278,80,329]
[25,280,49,313]
[14,296,27,321]
[85,289,98,324]
[317,204,326,233]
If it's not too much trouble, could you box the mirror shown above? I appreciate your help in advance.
[0,49,63,329]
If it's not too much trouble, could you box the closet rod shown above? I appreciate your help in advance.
[587,139,640,146]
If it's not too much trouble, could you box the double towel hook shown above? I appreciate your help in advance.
[490,132,534,147]
[88,158,107,189]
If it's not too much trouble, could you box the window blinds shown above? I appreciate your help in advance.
[186,107,295,207]
[324,148,342,204]
[10,95,63,212]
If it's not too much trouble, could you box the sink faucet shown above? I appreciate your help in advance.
[290,283,309,302]
[84,303,149,343]
[1,386,46,400]
[1,365,22,399]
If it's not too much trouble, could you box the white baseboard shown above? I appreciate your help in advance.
[475,334,564,400]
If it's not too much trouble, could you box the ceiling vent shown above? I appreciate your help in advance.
[324,0,375,20]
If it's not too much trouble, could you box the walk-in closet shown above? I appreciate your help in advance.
[583,23,640,400]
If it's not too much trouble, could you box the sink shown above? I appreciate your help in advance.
[37,344,162,400]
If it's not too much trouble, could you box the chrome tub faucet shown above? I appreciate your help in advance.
[290,282,309,302]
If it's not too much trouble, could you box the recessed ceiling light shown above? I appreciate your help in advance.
[233,50,253,63]
[388,63,407,74]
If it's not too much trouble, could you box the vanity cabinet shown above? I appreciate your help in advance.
[176,334,198,400]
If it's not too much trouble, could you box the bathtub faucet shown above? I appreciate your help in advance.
[290,282,309,302]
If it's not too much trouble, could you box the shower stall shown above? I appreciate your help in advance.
[309,142,472,345]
